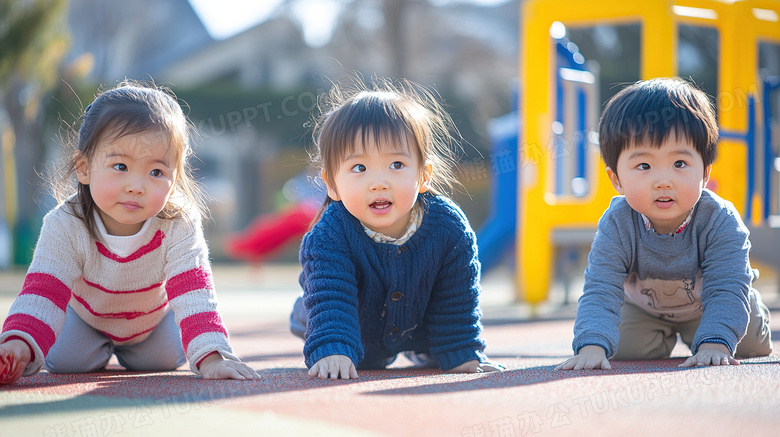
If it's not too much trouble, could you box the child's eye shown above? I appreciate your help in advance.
[673,160,687,168]
[637,163,650,170]
[150,169,164,177]
[390,161,404,170]
[112,163,127,172]
[350,164,366,173]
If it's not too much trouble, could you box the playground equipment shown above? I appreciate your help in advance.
[224,172,324,262]
[509,0,780,304]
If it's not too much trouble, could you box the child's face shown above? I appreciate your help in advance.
[324,135,432,239]
[607,132,711,235]
[77,130,178,236]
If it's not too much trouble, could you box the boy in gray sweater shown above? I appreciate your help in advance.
[556,77,772,370]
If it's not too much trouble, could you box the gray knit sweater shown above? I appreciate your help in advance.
[572,190,754,357]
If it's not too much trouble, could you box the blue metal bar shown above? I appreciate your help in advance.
[576,86,587,184]
[718,130,748,142]
[746,96,756,220]
[763,80,771,222]
[555,67,565,195]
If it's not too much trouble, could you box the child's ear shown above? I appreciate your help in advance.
[321,170,340,201]
[702,164,712,187]
[75,151,89,185]
[419,163,433,193]
[606,167,624,195]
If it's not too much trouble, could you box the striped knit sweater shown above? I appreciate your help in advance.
[0,199,237,376]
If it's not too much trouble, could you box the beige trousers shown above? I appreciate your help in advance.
[613,289,773,360]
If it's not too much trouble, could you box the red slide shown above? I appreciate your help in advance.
[225,202,319,261]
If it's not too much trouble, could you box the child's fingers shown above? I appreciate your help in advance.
[348,364,358,379]
[230,362,259,379]
[240,364,261,379]
[338,363,352,380]
[318,363,330,379]
[479,361,505,372]
[0,353,22,385]
[678,356,696,368]
[223,368,246,380]
[710,354,738,366]
[325,360,339,379]
[0,354,8,381]
[338,360,359,379]
[330,360,347,379]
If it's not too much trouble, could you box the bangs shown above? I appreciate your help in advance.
[621,101,711,152]
[320,91,420,178]
[91,105,185,166]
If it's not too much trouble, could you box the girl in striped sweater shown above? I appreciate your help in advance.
[0,81,259,384]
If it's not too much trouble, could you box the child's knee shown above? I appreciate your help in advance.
[735,290,773,358]
[44,348,112,374]
[116,348,186,371]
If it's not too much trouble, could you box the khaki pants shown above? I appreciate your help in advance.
[613,289,773,360]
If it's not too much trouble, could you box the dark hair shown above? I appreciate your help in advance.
[309,75,462,220]
[54,79,205,240]
[598,77,718,173]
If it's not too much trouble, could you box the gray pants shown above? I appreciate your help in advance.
[614,289,773,360]
[44,305,186,373]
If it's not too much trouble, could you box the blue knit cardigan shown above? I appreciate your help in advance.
[298,193,487,371]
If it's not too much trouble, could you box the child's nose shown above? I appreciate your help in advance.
[654,176,673,189]
[125,176,145,194]
[369,176,389,191]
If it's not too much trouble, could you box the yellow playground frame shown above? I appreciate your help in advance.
[517,0,780,303]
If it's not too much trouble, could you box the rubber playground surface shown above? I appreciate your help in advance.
[1,263,779,437]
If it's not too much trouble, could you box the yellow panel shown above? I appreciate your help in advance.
[517,0,780,304]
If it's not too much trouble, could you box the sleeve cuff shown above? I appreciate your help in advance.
[693,337,733,355]
[0,331,44,377]
[573,335,613,358]
[188,345,239,375]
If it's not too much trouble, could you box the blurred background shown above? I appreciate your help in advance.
[0,0,519,266]
[1,1,778,308]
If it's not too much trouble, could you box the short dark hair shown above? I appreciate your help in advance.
[598,77,718,173]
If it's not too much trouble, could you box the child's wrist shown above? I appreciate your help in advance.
[697,342,731,354]
[197,351,223,370]
[4,337,33,361]
[578,345,607,356]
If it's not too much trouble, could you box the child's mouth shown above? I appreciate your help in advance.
[370,200,392,214]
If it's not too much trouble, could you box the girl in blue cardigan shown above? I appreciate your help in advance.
[290,76,503,379]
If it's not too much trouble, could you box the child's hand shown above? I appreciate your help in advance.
[199,353,260,380]
[309,354,358,380]
[448,359,505,373]
[555,345,611,370]
[679,343,738,368]
[0,339,32,385]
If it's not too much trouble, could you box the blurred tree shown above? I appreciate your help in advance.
[382,0,410,78]
[0,0,70,265]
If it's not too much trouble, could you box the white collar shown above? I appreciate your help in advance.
[94,210,153,257]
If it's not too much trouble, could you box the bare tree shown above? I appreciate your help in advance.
[0,0,70,264]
